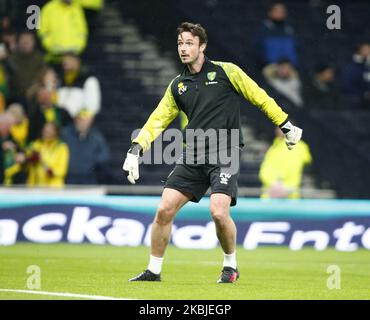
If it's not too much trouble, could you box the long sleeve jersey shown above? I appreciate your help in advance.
[133,57,288,153]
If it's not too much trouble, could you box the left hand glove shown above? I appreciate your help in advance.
[280,121,303,150]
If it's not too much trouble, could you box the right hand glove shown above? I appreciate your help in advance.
[122,143,142,184]
[280,120,303,150]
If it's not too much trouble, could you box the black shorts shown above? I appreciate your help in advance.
[164,152,240,206]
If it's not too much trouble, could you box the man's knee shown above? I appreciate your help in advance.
[155,202,177,226]
[210,205,229,226]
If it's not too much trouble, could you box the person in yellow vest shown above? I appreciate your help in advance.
[259,126,312,199]
[26,122,69,187]
[38,0,88,63]
[76,0,104,33]
[77,0,104,10]
[1,104,29,185]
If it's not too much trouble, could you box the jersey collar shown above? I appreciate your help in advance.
[182,56,211,77]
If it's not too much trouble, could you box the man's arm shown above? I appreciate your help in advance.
[214,61,302,149]
[131,81,179,152]
[214,61,288,125]
[123,81,180,184]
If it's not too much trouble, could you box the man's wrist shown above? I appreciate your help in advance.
[128,143,143,157]
[279,119,294,134]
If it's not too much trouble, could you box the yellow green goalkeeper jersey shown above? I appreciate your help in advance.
[133,57,288,152]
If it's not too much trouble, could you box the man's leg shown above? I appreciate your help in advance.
[129,187,192,281]
[210,193,239,283]
[151,187,192,257]
[210,193,236,254]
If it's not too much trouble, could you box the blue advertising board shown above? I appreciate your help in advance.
[0,195,370,251]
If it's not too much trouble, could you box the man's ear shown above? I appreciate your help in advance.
[200,43,207,53]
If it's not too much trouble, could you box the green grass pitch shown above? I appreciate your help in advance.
[0,243,369,300]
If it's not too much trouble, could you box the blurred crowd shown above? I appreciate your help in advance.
[0,0,110,188]
[1,0,369,197]
[255,2,370,111]
[252,2,369,198]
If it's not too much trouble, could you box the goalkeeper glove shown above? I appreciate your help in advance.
[122,143,142,184]
[279,120,303,150]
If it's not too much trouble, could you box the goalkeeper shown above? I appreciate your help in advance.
[123,22,302,283]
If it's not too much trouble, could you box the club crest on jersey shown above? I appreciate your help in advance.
[205,71,218,85]
[178,82,187,95]
[207,72,216,81]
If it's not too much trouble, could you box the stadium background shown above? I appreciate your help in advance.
[0,0,369,300]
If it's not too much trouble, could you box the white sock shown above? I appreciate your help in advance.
[147,255,163,274]
[223,251,237,270]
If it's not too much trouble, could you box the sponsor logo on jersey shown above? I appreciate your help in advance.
[178,82,187,95]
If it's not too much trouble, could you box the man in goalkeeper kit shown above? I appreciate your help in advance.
[123,22,302,283]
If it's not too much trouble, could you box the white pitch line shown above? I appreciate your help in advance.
[0,289,135,300]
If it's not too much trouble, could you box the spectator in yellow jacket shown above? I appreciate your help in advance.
[6,103,29,149]
[38,0,88,63]
[259,126,312,199]
[27,122,69,187]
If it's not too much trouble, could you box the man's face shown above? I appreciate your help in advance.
[320,68,335,82]
[75,116,93,134]
[62,55,80,72]
[18,33,35,54]
[0,116,11,137]
[268,4,287,22]
[42,123,57,141]
[177,32,205,65]
[37,87,52,106]
[276,62,293,78]
[359,44,370,59]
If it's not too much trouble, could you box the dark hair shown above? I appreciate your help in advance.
[315,63,332,74]
[277,57,292,65]
[176,22,208,45]
[17,30,35,41]
[355,42,370,53]
[268,2,286,11]
[43,121,60,137]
